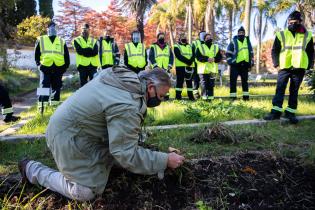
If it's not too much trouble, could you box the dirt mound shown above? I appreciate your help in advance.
[1,151,314,210]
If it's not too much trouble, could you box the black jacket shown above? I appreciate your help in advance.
[272,30,314,70]
[174,43,194,67]
[149,43,174,69]
[35,35,70,73]
[195,41,222,63]
[73,36,99,70]
[123,42,148,73]
[99,37,120,68]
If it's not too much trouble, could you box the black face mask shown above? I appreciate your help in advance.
[238,35,245,41]
[147,87,162,107]
[205,39,212,45]
[288,23,300,32]
[181,38,187,44]
[158,38,165,44]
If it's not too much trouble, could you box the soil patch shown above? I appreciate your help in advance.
[1,151,314,209]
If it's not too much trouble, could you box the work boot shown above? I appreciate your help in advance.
[243,96,249,101]
[164,95,170,101]
[188,93,195,101]
[284,111,299,124]
[193,92,200,99]
[3,114,20,123]
[18,158,31,184]
[263,111,281,121]
[175,91,182,100]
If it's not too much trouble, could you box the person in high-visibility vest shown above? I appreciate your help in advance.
[99,29,120,69]
[195,33,222,101]
[124,31,147,74]
[264,11,314,124]
[149,32,174,71]
[191,31,206,99]
[174,33,195,100]
[0,84,20,123]
[226,26,254,101]
[73,23,100,87]
[34,21,70,109]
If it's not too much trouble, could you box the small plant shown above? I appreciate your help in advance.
[196,200,213,210]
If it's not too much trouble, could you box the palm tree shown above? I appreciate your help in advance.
[119,0,157,42]
[205,0,215,36]
[220,0,240,41]
[244,0,252,36]
[253,0,277,74]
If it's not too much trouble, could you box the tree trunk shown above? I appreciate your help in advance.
[205,1,215,36]
[188,2,192,44]
[228,8,233,42]
[244,0,252,37]
[256,12,262,74]
[137,12,145,42]
[0,43,9,71]
[168,23,175,48]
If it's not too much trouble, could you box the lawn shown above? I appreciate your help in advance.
[0,69,38,97]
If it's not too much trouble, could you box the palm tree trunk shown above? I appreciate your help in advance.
[137,12,145,42]
[168,23,175,48]
[256,11,262,74]
[188,2,192,44]
[228,8,233,42]
[244,0,252,37]
[205,1,215,36]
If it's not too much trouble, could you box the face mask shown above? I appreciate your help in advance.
[105,35,110,41]
[199,32,206,41]
[158,38,165,44]
[132,33,141,43]
[47,26,57,36]
[238,35,245,41]
[205,39,212,45]
[288,23,300,32]
[147,87,162,107]
[82,31,89,38]
[181,38,187,44]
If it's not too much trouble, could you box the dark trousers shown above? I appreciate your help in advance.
[0,84,13,117]
[175,67,194,100]
[199,74,215,100]
[78,65,97,87]
[39,70,63,102]
[230,65,249,98]
[192,65,200,93]
[272,69,305,113]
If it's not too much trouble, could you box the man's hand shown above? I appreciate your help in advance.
[167,152,185,169]
[208,58,214,63]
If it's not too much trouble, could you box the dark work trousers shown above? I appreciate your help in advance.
[0,84,13,117]
[230,65,249,99]
[39,70,63,102]
[272,69,305,113]
[192,65,200,94]
[199,74,215,100]
[78,65,97,87]
[175,67,194,100]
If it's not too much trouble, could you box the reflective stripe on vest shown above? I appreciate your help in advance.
[73,36,100,67]
[125,42,146,68]
[174,44,194,67]
[196,42,219,74]
[276,29,312,70]
[101,40,114,66]
[39,35,65,67]
[236,38,249,63]
[151,44,170,70]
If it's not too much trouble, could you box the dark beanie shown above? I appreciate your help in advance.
[288,11,302,21]
[81,23,90,29]
[238,26,245,33]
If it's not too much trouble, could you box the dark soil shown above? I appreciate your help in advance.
[1,151,315,210]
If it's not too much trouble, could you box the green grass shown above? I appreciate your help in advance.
[1,120,315,176]
[0,68,38,97]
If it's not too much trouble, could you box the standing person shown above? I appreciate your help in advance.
[124,31,147,74]
[195,33,222,101]
[192,31,206,99]
[73,23,100,87]
[226,26,254,100]
[149,32,174,100]
[264,11,314,124]
[18,67,185,201]
[35,21,70,109]
[174,33,195,100]
[0,84,20,123]
[99,29,120,69]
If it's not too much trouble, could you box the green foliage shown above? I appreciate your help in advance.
[16,15,51,45]
[39,0,54,18]
[196,200,213,210]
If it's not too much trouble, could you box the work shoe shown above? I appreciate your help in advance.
[243,96,249,101]
[284,111,299,124]
[263,112,281,121]
[18,158,31,184]
[188,97,195,101]
[4,115,20,123]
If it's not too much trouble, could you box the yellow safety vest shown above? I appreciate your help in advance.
[276,29,313,70]
[39,35,65,67]
[73,36,100,67]
[174,44,194,68]
[101,40,114,66]
[196,42,219,74]
[125,42,146,68]
[151,44,170,70]
[236,37,249,63]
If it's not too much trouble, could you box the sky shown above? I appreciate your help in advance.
[49,0,290,46]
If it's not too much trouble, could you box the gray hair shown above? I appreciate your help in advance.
[138,68,171,88]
